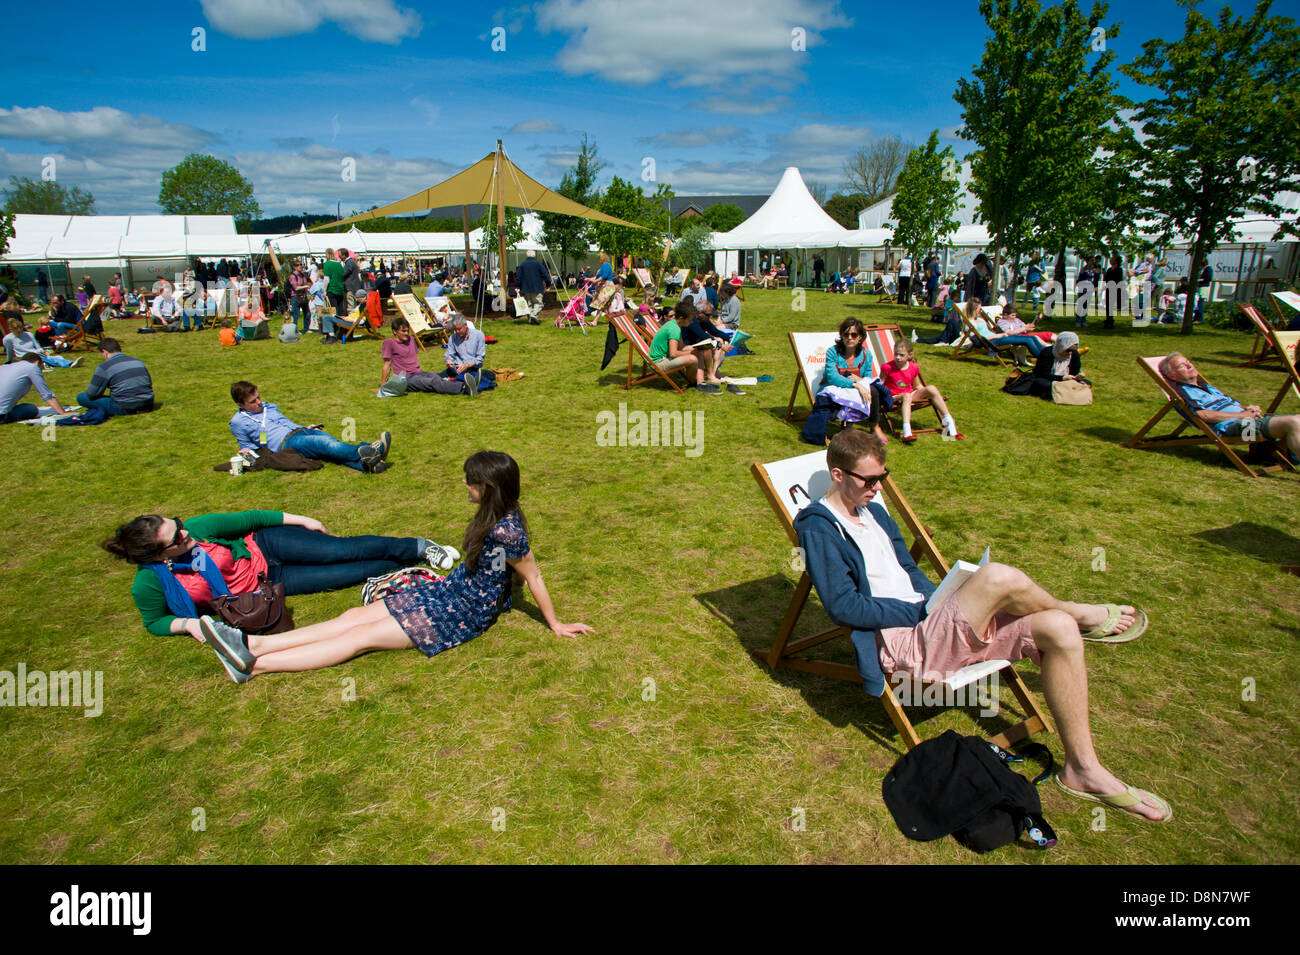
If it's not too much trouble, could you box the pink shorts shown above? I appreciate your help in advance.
[878,596,1040,683]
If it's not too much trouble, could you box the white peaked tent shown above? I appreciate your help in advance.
[712,167,849,250]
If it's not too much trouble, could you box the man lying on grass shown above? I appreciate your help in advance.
[229,380,393,474]
[794,429,1170,823]
[1160,352,1300,461]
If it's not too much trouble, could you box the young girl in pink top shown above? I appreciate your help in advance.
[879,339,962,442]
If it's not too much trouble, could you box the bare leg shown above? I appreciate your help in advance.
[1265,415,1300,457]
[953,563,1137,640]
[247,602,392,656]
[252,612,413,674]
[1028,609,1167,820]
[901,392,914,431]
[918,383,949,420]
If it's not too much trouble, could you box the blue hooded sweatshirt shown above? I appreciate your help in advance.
[792,498,936,696]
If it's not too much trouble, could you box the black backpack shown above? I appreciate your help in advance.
[882,730,1057,854]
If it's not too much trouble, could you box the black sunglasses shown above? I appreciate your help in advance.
[162,517,186,551]
[840,466,890,488]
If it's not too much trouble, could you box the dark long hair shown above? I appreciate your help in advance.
[835,316,865,357]
[102,514,166,564]
[462,451,527,575]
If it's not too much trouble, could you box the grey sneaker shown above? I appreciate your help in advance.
[216,652,253,684]
[69,357,84,368]
[423,541,461,571]
[725,383,746,395]
[199,615,254,673]
[367,460,391,474]
[360,431,391,463]
[464,371,480,397]
[696,383,722,395]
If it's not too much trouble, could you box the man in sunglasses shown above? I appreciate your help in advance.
[792,429,1170,823]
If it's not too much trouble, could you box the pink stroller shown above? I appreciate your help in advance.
[556,277,598,331]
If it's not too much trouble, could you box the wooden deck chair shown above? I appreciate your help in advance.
[860,323,946,437]
[392,293,447,349]
[750,450,1051,751]
[1241,304,1283,367]
[1271,290,1300,330]
[1124,356,1297,477]
[1265,331,1300,413]
[950,305,1015,367]
[784,330,840,421]
[334,306,382,344]
[629,268,654,291]
[609,312,689,394]
[59,295,106,351]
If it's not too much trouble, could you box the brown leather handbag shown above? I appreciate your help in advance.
[212,574,293,634]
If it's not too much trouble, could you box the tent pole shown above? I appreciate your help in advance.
[496,140,507,310]
[462,206,471,275]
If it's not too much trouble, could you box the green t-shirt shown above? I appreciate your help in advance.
[323,260,345,296]
[649,322,681,363]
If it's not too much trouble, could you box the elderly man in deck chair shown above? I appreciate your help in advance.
[1160,352,1300,462]
[794,429,1170,823]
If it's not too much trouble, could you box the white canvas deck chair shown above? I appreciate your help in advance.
[860,323,946,438]
[392,293,447,348]
[784,331,840,422]
[1271,290,1300,330]
[1125,355,1298,477]
[751,449,1051,750]
[1241,303,1284,367]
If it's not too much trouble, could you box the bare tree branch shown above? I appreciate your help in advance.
[843,135,913,206]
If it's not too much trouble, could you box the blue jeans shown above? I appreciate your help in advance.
[997,334,1046,357]
[77,392,126,416]
[2,403,40,423]
[920,315,962,344]
[289,296,310,331]
[41,354,75,368]
[283,428,367,471]
[50,322,77,335]
[253,525,421,595]
[182,309,211,330]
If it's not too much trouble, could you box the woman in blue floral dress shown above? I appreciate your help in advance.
[195,451,593,682]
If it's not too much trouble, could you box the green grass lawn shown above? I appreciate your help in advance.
[2,289,1297,864]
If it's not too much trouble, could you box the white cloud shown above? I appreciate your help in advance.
[200,0,422,44]
[641,127,748,147]
[0,106,219,149]
[508,120,567,134]
[535,0,851,87]
[689,95,793,116]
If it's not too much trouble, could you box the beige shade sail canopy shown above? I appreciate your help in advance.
[311,144,645,232]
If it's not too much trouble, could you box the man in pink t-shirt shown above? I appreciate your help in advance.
[379,316,468,396]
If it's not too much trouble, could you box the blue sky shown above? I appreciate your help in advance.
[0,0,1280,218]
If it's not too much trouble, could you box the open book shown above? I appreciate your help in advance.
[925,547,990,615]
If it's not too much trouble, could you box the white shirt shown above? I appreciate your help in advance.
[822,497,924,604]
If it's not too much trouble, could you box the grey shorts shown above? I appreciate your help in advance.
[1220,415,1278,440]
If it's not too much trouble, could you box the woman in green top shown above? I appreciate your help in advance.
[101,510,457,640]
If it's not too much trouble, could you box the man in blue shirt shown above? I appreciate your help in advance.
[0,355,71,422]
[1160,352,1300,458]
[515,251,551,324]
[440,314,493,396]
[229,380,392,473]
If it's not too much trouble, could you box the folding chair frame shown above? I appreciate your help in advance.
[59,295,107,352]
[750,461,1051,751]
[1241,304,1282,367]
[610,312,690,394]
[860,323,946,438]
[950,309,1015,368]
[1124,356,1297,478]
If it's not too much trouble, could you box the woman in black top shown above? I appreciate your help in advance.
[1031,331,1086,398]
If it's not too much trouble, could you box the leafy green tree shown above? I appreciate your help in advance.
[539,134,604,275]
[0,213,14,259]
[477,204,528,251]
[702,202,746,232]
[158,154,261,222]
[1119,0,1300,333]
[888,132,961,260]
[823,193,872,228]
[954,0,1122,297]
[670,222,713,273]
[3,176,95,215]
[593,177,669,264]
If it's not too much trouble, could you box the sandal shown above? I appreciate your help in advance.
[1054,774,1172,822]
[1080,605,1148,643]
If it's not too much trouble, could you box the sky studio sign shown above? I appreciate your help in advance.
[0,663,103,717]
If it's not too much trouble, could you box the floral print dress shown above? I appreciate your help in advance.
[384,512,529,657]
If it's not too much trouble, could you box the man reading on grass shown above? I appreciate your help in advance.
[648,299,719,395]
[793,429,1171,823]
